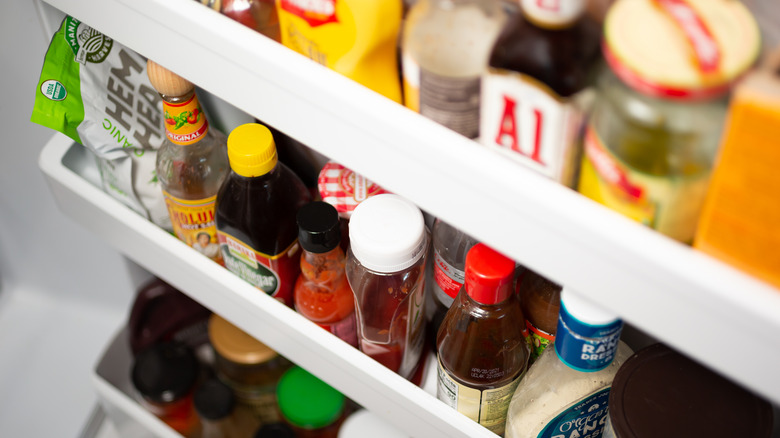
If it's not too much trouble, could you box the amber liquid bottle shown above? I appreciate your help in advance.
[517,268,561,363]
[437,243,529,436]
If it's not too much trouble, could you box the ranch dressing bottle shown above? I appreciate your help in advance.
[505,288,632,438]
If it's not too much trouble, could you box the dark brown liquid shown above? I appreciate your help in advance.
[518,270,561,335]
[488,12,601,98]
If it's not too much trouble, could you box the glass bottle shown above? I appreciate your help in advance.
[436,243,529,436]
[294,201,358,348]
[215,123,311,307]
[147,60,229,265]
[517,268,561,363]
[481,0,601,187]
[402,0,506,139]
[222,0,281,42]
[345,194,429,382]
[276,366,347,438]
[194,379,243,438]
[505,288,632,438]
[425,218,479,352]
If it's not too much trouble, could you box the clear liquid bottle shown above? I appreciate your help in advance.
[147,60,229,265]
[402,0,506,139]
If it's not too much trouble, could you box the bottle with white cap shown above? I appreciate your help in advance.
[345,194,429,382]
[505,287,633,438]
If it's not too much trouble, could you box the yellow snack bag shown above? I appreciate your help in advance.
[276,0,403,103]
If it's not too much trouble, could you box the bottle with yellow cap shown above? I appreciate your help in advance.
[215,123,311,307]
[148,60,229,265]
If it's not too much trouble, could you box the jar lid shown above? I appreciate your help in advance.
[609,343,773,438]
[131,341,198,403]
[464,244,516,305]
[208,314,279,365]
[297,201,341,253]
[604,0,761,99]
[318,162,389,219]
[194,379,235,420]
[348,194,427,273]
[227,123,278,177]
[276,366,345,429]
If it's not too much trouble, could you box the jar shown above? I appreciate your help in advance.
[208,314,292,423]
[345,194,429,382]
[194,379,245,438]
[577,0,761,243]
[276,366,346,438]
[131,341,200,436]
[604,343,773,438]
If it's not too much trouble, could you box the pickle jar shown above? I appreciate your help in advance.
[577,0,761,244]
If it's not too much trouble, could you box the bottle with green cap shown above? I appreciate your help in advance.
[215,123,311,307]
[276,366,347,438]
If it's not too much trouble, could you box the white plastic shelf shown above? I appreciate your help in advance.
[42,0,780,414]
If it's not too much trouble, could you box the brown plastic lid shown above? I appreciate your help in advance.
[208,314,278,365]
[609,343,773,438]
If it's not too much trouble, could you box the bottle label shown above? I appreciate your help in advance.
[578,125,710,243]
[217,230,300,304]
[163,192,222,264]
[524,320,555,362]
[279,0,339,27]
[537,388,611,438]
[555,301,623,372]
[162,94,209,146]
[433,248,466,301]
[418,68,481,139]
[481,69,584,187]
[436,356,521,436]
[318,311,358,348]
[520,0,586,29]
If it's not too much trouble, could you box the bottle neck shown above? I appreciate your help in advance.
[519,0,585,30]
[161,89,210,146]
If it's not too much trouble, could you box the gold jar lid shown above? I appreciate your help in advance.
[208,314,278,365]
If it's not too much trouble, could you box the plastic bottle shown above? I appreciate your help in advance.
[425,218,479,351]
[516,269,561,363]
[215,123,311,307]
[194,379,242,438]
[147,60,229,265]
[505,288,632,438]
[276,366,347,438]
[294,201,358,347]
[436,243,529,436]
[345,194,429,381]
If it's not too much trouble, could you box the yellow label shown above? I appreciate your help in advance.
[277,0,403,103]
[162,94,209,145]
[578,126,710,243]
[163,191,222,264]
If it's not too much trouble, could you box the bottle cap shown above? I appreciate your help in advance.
[276,366,345,429]
[227,123,278,177]
[146,60,195,96]
[254,423,296,438]
[520,0,586,29]
[318,162,389,219]
[297,201,341,253]
[463,244,515,305]
[208,314,279,365]
[609,343,773,438]
[348,194,427,273]
[194,379,235,420]
[604,0,760,100]
[131,341,198,403]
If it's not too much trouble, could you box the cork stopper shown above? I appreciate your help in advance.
[146,59,195,97]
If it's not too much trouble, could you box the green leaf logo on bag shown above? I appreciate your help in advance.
[64,17,113,64]
[40,80,67,101]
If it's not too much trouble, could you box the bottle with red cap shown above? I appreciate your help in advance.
[435,243,529,436]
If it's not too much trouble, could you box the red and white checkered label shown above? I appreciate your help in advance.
[318,162,389,218]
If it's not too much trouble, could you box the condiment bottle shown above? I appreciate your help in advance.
[194,379,242,438]
[577,0,761,243]
[425,218,479,352]
[208,314,292,423]
[402,0,506,139]
[436,243,528,436]
[131,341,200,437]
[147,60,229,265]
[480,0,601,187]
[505,288,632,438]
[254,423,296,438]
[215,123,311,306]
[345,194,429,381]
[517,268,561,363]
[603,343,773,438]
[294,201,358,348]
[276,366,347,438]
[221,0,281,42]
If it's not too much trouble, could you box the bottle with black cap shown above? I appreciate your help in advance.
[194,378,243,438]
[294,201,358,348]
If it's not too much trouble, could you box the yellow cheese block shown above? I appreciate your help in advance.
[694,69,780,288]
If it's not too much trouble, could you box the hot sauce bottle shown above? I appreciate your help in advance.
[517,268,561,363]
[215,123,311,307]
[480,0,601,187]
[147,60,229,265]
[436,243,529,436]
[294,201,358,348]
